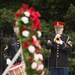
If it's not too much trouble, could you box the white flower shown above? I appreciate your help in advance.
[22,30,29,37]
[15,21,18,26]
[38,45,42,49]
[13,27,19,34]
[34,53,39,61]
[32,35,37,41]
[38,54,43,61]
[31,62,38,69]
[24,72,27,75]
[40,70,45,75]
[24,11,30,17]
[39,64,44,70]
[21,16,29,24]
[34,53,43,61]
[37,64,44,70]
[28,45,35,53]
[37,31,42,37]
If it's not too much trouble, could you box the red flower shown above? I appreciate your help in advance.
[29,6,34,13]
[33,19,41,30]
[21,27,27,31]
[23,42,29,48]
[31,25,36,31]
[14,13,21,18]
[13,22,16,27]
[30,36,34,41]
[35,12,41,18]
[30,11,41,21]
[19,7,24,14]
[30,11,37,21]
[35,50,38,54]
[29,57,34,62]
[37,24,41,30]
[22,4,28,10]
[32,40,41,47]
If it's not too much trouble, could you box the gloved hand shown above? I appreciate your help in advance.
[6,58,12,65]
[57,39,63,45]
[54,34,63,45]
[54,34,61,43]
[47,40,51,44]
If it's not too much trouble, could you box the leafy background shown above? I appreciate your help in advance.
[0,0,75,75]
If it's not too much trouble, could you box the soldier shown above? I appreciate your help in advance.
[46,21,72,75]
[4,27,22,66]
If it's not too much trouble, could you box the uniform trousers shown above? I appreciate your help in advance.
[50,68,68,75]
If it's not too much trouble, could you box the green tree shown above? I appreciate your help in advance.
[1,0,75,74]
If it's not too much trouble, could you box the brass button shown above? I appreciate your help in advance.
[57,55,59,57]
[57,50,59,52]
[57,53,59,54]
[57,47,59,49]
[57,44,59,46]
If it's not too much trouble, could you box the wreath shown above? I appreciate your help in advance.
[13,4,44,75]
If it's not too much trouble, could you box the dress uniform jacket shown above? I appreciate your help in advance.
[4,35,22,64]
[46,34,72,68]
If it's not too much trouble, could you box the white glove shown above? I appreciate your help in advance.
[57,39,63,45]
[54,34,61,42]
[54,34,63,45]
[6,58,12,65]
[47,40,51,44]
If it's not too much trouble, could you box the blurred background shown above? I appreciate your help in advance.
[0,0,75,75]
